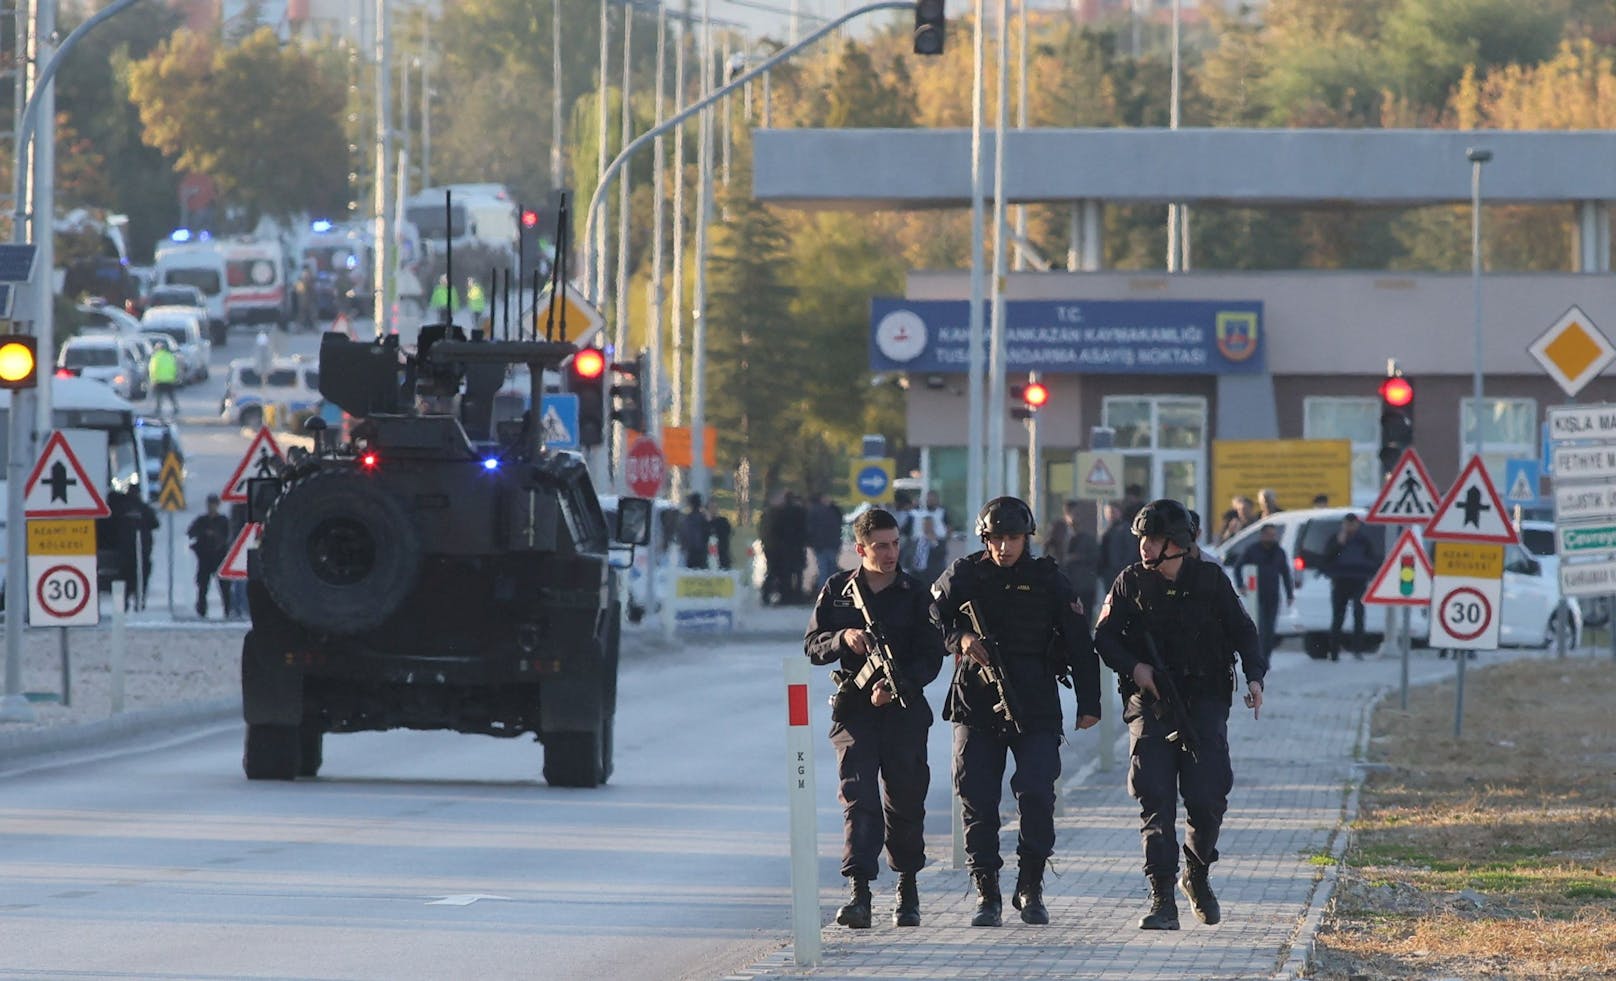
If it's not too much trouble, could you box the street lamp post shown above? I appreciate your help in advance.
[1456,144,1491,740]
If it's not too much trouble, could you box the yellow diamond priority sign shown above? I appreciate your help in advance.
[1528,305,1616,398]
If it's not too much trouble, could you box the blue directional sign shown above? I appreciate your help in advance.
[1503,458,1540,507]
[856,464,890,498]
[0,244,37,284]
[540,393,580,450]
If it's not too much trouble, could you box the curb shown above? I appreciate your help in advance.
[0,696,240,768]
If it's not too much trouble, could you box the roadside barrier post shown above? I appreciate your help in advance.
[109,581,126,714]
[783,658,821,966]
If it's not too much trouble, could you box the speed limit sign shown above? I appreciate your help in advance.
[27,555,99,626]
[1429,543,1502,650]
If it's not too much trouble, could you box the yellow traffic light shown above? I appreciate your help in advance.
[0,334,37,389]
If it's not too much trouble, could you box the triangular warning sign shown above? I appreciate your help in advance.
[1365,448,1441,526]
[221,428,286,503]
[217,522,262,581]
[1085,458,1117,488]
[1362,528,1434,606]
[24,431,111,518]
[1424,456,1519,545]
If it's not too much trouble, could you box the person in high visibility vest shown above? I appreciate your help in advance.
[148,340,181,419]
[428,275,460,319]
[465,277,487,322]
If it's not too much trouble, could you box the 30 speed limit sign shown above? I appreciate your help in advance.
[1428,543,1503,650]
[27,555,99,626]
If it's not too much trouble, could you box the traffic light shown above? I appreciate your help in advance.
[0,334,38,389]
[1009,379,1048,421]
[610,352,646,433]
[1378,369,1415,476]
[569,345,607,446]
[913,0,945,55]
[521,208,539,230]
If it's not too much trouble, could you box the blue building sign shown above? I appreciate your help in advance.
[869,299,1265,375]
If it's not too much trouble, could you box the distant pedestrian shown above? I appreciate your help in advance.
[1217,496,1256,544]
[1099,502,1136,590]
[1045,499,1101,609]
[1257,488,1283,519]
[809,492,843,592]
[148,341,181,418]
[781,492,810,603]
[1234,524,1293,662]
[1310,493,1330,508]
[1323,513,1379,661]
[706,503,733,570]
[187,494,233,619]
[677,492,709,569]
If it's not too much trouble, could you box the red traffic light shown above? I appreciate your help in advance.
[573,347,606,380]
[1379,376,1413,407]
[1023,381,1049,408]
[521,209,540,229]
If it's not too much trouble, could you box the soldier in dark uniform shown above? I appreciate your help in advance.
[930,496,1102,927]
[805,507,947,929]
[1093,498,1267,931]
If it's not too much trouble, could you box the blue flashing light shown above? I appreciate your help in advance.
[482,458,500,471]
[311,219,334,233]
[169,229,192,242]
[197,231,211,241]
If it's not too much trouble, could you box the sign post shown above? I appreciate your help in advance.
[1362,528,1433,709]
[782,657,821,967]
[1364,447,1443,669]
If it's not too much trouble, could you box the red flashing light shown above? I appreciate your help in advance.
[1023,381,1049,408]
[521,209,540,229]
[1379,376,1414,407]
[573,348,606,380]
[360,452,379,470]
[55,367,74,379]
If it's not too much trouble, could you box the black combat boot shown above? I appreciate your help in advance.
[893,871,921,927]
[1011,857,1049,925]
[1138,874,1180,930]
[970,870,1002,927]
[1180,858,1222,925]
[836,877,872,929]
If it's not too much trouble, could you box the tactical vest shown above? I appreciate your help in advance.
[978,556,1057,660]
[1132,560,1232,680]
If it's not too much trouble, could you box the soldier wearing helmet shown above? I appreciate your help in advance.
[929,496,1103,928]
[1094,498,1265,932]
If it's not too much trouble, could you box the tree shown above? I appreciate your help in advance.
[128,28,348,225]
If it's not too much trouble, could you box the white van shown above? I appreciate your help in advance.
[222,239,288,329]
[153,236,228,341]
[406,185,519,262]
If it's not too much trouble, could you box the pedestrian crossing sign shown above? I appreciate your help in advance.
[222,428,286,503]
[217,522,262,581]
[540,394,580,450]
[1364,448,1440,526]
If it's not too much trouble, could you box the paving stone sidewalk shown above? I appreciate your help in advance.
[729,646,1518,981]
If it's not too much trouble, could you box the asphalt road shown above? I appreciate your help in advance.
[0,631,1058,981]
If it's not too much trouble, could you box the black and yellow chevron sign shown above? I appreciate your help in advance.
[157,450,185,512]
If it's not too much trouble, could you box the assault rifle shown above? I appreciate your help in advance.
[958,600,1026,735]
[846,574,918,710]
[1138,631,1200,762]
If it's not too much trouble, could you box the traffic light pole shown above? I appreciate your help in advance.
[4,0,148,722]
[579,0,911,491]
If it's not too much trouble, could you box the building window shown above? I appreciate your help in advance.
[1101,396,1207,511]
[1460,397,1537,485]
[1303,397,1380,505]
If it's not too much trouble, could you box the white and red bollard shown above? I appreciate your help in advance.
[784,658,821,967]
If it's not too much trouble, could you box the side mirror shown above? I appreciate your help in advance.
[614,496,653,546]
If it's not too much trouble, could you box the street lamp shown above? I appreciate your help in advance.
[1467,146,1491,459]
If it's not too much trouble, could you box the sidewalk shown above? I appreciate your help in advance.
[729,646,1521,981]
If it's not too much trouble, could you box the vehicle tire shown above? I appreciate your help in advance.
[1303,632,1330,660]
[240,406,263,432]
[258,469,421,634]
[1582,597,1610,629]
[543,729,605,788]
[298,722,324,777]
[243,724,300,780]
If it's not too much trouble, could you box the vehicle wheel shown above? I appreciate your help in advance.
[1582,597,1610,629]
[240,406,263,432]
[543,729,606,788]
[1303,632,1330,660]
[298,723,324,777]
[243,724,300,780]
[258,469,421,634]
[199,366,210,382]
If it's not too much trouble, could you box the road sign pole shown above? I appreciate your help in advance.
[1454,639,1467,738]
[110,582,126,714]
[58,628,70,707]
[1399,606,1410,710]
[167,514,176,620]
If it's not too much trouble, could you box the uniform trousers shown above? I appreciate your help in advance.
[1125,692,1234,878]
[953,724,1061,873]
[829,708,931,880]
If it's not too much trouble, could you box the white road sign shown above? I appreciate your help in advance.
[1561,559,1616,598]
[1364,447,1441,525]
[1552,444,1616,482]
[1546,403,1616,444]
[1554,483,1616,523]
[1429,577,1501,651]
[27,555,99,627]
[1424,456,1517,545]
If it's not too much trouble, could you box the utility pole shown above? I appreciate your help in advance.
[371,0,393,335]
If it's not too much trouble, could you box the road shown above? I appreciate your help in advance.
[2,629,1068,980]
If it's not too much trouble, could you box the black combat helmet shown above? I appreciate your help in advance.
[976,496,1036,538]
[1132,498,1196,548]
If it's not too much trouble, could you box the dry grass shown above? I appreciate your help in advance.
[1309,657,1616,980]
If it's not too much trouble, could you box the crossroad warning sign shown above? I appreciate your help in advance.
[1424,456,1519,545]
[1364,448,1440,526]
[1362,528,1433,606]
[23,431,111,519]
[222,428,285,503]
[217,522,262,581]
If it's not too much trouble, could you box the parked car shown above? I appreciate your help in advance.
[135,417,188,503]
[56,334,145,400]
[219,355,321,430]
[75,301,143,336]
[1517,517,1605,627]
[140,307,211,383]
[598,494,684,623]
[1216,506,1579,658]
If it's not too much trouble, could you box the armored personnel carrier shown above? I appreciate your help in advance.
[240,324,650,786]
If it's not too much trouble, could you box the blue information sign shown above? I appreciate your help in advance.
[856,464,890,498]
[540,393,580,450]
[869,298,1265,375]
[1503,458,1540,507]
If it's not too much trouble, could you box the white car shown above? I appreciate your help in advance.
[57,333,145,400]
[598,494,684,623]
[1217,507,1579,658]
[220,355,321,430]
[140,307,212,383]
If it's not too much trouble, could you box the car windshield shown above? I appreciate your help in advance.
[1519,526,1555,557]
[151,288,200,305]
[1296,517,1388,569]
[64,345,119,368]
[163,269,220,295]
[142,325,190,345]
